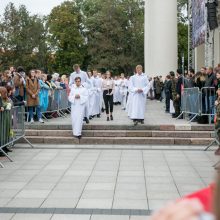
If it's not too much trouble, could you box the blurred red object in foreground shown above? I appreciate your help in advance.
[184,184,215,212]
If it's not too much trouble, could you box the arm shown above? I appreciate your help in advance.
[142,77,151,95]
[68,87,75,104]
[110,80,115,95]
[69,74,74,86]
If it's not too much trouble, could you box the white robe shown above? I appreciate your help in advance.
[129,73,150,120]
[114,79,122,103]
[83,80,92,118]
[90,76,102,116]
[69,70,89,86]
[120,78,128,109]
[68,85,89,136]
[126,79,133,118]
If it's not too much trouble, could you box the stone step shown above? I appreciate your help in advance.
[25,124,214,131]
[25,130,214,138]
[21,136,213,146]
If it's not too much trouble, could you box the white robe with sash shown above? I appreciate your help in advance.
[68,85,89,136]
[129,73,150,120]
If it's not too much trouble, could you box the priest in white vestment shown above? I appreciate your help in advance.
[130,65,150,126]
[68,77,89,139]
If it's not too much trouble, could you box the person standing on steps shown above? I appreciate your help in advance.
[90,69,102,118]
[129,65,150,126]
[119,73,128,110]
[69,64,90,124]
[68,77,89,139]
[102,71,115,121]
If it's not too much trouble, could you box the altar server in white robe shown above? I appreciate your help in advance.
[119,73,128,110]
[113,76,122,104]
[90,70,102,118]
[69,64,89,86]
[130,65,150,126]
[68,77,89,139]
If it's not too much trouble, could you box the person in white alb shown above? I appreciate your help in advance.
[68,77,89,139]
[129,65,150,126]
[69,64,90,123]
[90,69,102,118]
[119,73,128,110]
[113,76,122,105]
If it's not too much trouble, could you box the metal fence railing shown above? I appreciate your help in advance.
[0,105,33,168]
[180,87,216,123]
[26,89,71,121]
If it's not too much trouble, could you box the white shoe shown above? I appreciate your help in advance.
[30,119,34,123]
[39,118,44,123]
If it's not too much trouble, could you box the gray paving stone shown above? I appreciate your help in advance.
[113,199,148,210]
[52,215,91,220]
[41,198,78,208]
[91,215,129,220]
[11,213,52,220]
[77,199,113,209]
[0,213,14,220]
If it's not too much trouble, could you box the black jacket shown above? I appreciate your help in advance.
[176,76,183,96]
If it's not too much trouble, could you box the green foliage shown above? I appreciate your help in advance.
[47,1,86,73]
[0,3,49,72]
[0,0,190,74]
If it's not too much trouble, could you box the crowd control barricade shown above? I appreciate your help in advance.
[180,87,201,122]
[0,105,33,168]
[200,87,216,124]
[41,89,70,120]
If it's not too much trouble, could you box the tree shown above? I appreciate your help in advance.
[0,3,49,71]
[80,0,144,74]
[47,1,86,73]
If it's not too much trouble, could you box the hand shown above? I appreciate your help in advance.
[215,100,218,106]
[0,107,4,112]
[149,199,204,220]
[138,89,143,93]
[32,94,36,98]
[75,94,80,99]
[176,94,180,99]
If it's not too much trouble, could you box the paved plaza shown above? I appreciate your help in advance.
[0,101,219,219]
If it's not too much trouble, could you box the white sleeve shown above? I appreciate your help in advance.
[68,87,75,104]
[142,77,150,95]
[80,89,89,105]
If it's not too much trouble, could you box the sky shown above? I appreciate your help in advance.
[0,0,66,16]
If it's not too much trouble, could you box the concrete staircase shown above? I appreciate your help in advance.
[23,124,215,146]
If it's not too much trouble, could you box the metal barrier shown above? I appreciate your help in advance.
[0,105,33,168]
[180,87,216,123]
[41,89,70,119]
[26,89,70,121]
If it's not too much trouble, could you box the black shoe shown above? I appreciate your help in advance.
[107,117,110,121]
[5,147,12,152]
[97,114,101,118]
[134,120,138,126]
[85,118,89,124]
[78,135,82,140]
[101,108,105,113]
[177,114,183,119]
[110,115,113,121]
[89,116,93,120]
[140,120,144,124]
[172,114,177,118]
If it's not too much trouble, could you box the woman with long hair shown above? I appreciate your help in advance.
[102,71,115,121]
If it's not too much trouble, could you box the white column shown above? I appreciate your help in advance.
[145,0,178,78]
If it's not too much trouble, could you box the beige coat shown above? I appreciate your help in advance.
[26,77,40,107]
[13,73,25,97]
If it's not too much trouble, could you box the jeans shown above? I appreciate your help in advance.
[103,90,113,115]
[28,106,42,120]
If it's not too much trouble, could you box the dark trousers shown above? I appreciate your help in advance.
[165,92,170,111]
[103,90,113,114]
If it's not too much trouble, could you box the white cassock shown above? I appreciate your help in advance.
[68,85,89,136]
[69,70,89,86]
[120,78,128,109]
[126,79,133,118]
[90,76,102,116]
[83,80,92,119]
[114,79,122,103]
[130,73,150,120]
